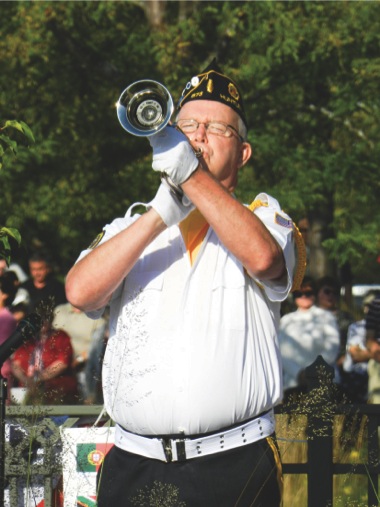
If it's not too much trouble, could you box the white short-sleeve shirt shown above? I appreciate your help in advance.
[78,193,295,435]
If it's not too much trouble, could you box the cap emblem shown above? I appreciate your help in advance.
[191,76,200,87]
[228,83,239,101]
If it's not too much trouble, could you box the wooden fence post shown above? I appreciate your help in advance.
[305,355,335,507]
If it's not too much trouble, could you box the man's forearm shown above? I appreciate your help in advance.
[66,208,166,312]
[181,169,285,280]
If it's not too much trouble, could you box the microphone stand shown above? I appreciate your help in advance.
[0,313,42,507]
[0,369,8,507]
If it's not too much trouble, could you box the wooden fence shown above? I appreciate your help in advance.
[275,355,380,507]
[3,405,106,507]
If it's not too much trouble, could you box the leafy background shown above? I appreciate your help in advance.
[1,1,380,285]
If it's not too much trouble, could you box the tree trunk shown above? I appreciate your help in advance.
[308,194,336,281]
[140,0,167,28]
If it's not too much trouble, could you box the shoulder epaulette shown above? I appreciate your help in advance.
[248,199,307,291]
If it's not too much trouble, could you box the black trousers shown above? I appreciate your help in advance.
[97,435,282,507]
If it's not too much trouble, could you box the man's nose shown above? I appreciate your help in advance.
[193,123,208,142]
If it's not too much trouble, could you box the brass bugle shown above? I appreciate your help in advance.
[116,80,174,137]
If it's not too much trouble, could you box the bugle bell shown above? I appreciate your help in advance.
[116,79,188,201]
[116,80,174,137]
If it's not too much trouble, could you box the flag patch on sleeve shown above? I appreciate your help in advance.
[275,212,293,229]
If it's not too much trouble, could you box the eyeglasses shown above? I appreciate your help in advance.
[322,287,338,297]
[175,119,244,142]
[293,290,314,298]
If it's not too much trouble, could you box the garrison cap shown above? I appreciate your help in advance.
[177,59,247,128]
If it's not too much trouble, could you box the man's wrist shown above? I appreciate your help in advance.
[179,163,200,186]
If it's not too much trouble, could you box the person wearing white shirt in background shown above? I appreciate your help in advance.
[365,293,380,403]
[279,276,340,401]
[340,291,376,403]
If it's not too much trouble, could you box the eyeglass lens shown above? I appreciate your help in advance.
[294,290,314,298]
[322,287,337,296]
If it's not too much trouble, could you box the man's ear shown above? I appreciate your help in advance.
[239,142,252,168]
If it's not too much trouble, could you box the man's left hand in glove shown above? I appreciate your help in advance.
[149,125,200,185]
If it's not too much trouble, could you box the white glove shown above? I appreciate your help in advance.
[148,180,194,227]
[149,125,200,185]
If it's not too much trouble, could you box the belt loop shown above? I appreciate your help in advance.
[176,439,187,461]
[161,438,173,462]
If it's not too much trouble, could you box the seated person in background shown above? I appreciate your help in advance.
[340,291,376,403]
[52,302,107,402]
[11,315,79,405]
[279,276,340,400]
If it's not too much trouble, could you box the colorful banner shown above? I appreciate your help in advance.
[61,426,114,507]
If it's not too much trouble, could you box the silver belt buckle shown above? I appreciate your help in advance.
[161,435,187,462]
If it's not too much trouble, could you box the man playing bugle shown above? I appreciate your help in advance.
[66,60,300,506]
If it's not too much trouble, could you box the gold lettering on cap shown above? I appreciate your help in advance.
[220,94,242,110]
[207,79,214,94]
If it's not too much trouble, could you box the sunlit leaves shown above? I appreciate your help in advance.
[0,1,379,280]
[0,120,35,169]
[0,227,22,265]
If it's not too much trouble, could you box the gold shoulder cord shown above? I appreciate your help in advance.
[248,199,267,213]
[291,222,307,291]
[248,200,307,292]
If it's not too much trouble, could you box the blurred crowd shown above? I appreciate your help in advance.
[1,234,380,408]
[279,218,380,405]
[278,274,380,404]
[0,252,108,406]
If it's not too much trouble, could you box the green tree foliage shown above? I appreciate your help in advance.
[0,1,157,269]
[0,120,35,170]
[0,119,34,263]
[0,1,379,282]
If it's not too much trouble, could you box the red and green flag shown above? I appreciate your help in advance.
[76,442,114,473]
